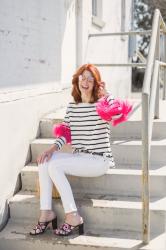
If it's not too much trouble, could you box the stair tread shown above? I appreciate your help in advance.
[1,221,166,250]
[31,138,166,145]
[112,139,166,145]
[24,163,166,176]
[0,221,144,249]
[10,191,166,211]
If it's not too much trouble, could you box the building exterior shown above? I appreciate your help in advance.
[0,0,133,96]
[0,0,132,229]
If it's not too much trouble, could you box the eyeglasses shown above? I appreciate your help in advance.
[78,75,94,83]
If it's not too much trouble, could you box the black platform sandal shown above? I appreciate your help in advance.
[54,222,84,236]
[29,217,57,235]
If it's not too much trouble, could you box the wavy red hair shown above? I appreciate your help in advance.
[71,64,102,103]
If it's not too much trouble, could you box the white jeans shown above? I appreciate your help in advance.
[38,151,111,213]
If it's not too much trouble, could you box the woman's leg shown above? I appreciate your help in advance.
[38,161,53,211]
[38,161,56,221]
[47,152,110,226]
[30,161,56,235]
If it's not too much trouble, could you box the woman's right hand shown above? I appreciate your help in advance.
[36,144,58,165]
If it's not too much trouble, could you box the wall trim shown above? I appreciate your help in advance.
[0,83,70,103]
[92,15,105,28]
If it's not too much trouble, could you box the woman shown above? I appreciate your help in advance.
[30,64,130,236]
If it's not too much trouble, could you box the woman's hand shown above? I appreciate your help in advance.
[37,144,58,165]
[111,113,123,120]
[98,82,108,98]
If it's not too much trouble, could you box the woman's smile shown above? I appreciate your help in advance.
[81,85,89,90]
[78,70,94,95]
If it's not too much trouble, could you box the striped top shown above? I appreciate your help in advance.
[54,94,115,166]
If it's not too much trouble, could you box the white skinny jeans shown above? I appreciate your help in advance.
[38,151,111,213]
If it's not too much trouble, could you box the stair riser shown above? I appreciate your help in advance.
[21,170,166,198]
[40,120,166,140]
[0,238,135,250]
[10,199,165,234]
[31,143,166,166]
[112,145,166,165]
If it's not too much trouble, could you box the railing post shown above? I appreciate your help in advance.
[150,61,160,138]
[163,34,166,100]
[142,93,150,244]
[154,20,160,118]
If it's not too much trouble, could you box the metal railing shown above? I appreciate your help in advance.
[87,9,166,244]
[142,9,166,243]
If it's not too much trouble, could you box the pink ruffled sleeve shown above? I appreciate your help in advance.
[96,93,133,126]
[52,104,71,150]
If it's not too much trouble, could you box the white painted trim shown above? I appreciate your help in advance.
[0,83,66,103]
[92,15,105,29]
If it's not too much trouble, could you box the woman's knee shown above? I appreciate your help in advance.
[38,161,48,171]
[47,159,61,175]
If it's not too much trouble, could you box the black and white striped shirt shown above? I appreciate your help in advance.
[54,94,115,165]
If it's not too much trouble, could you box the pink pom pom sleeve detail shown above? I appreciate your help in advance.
[111,100,133,126]
[96,95,133,126]
[52,123,71,147]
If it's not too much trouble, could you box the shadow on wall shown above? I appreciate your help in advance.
[132,67,145,92]
[0,0,75,233]
[0,0,75,90]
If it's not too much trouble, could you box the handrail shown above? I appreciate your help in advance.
[142,10,160,95]
[135,51,166,93]
[142,9,166,244]
[92,63,146,67]
[87,8,166,244]
[136,51,147,64]
[160,12,166,33]
[89,30,152,37]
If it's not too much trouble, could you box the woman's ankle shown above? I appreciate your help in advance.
[65,211,83,225]
[39,210,56,222]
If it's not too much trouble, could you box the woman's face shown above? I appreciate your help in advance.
[78,70,95,96]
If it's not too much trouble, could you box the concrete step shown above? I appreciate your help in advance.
[30,138,166,166]
[39,105,166,140]
[9,191,166,235]
[1,221,166,250]
[112,139,166,165]
[21,163,166,198]
[40,117,166,140]
[0,221,146,250]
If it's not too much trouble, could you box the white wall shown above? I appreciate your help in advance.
[0,0,133,228]
[77,0,132,98]
[61,0,77,88]
[0,88,71,229]
[0,0,76,229]
[0,0,76,91]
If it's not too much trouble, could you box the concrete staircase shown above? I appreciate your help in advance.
[0,99,166,250]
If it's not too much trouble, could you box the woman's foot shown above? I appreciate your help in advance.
[54,221,84,236]
[54,211,84,236]
[39,210,56,223]
[30,210,57,235]
[65,211,83,226]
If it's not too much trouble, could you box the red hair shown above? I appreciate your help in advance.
[71,64,102,103]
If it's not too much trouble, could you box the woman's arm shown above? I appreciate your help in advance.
[96,92,133,126]
[52,104,71,150]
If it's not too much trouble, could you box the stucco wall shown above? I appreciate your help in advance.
[0,0,76,91]
[0,88,72,229]
[0,0,75,229]
[0,0,133,228]
[78,0,133,98]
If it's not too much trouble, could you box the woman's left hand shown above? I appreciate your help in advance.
[111,113,123,120]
